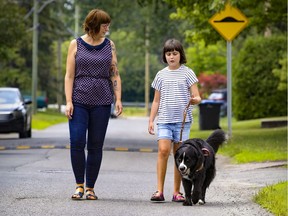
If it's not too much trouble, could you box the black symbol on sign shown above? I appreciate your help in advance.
[214,16,244,23]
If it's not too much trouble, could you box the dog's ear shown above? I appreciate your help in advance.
[202,148,210,156]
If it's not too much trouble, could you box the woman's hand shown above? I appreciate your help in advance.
[65,102,73,119]
[114,100,123,116]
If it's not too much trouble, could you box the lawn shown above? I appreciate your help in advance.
[254,181,287,216]
[32,109,67,130]
[187,108,287,164]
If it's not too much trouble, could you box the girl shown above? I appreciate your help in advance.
[148,39,201,202]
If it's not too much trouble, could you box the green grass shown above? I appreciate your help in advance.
[32,109,67,130]
[122,107,147,117]
[254,181,288,216]
[218,128,287,163]
[188,109,287,164]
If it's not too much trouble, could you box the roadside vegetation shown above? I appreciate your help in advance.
[32,109,67,130]
[254,181,287,216]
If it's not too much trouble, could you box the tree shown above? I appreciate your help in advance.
[272,55,287,92]
[165,0,287,44]
[0,0,74,100]
[0,0,27,60]
[165,0,287,120]
[185,40,226,74]
[0,0,30,89]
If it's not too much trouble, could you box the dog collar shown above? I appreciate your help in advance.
[196,163,204,172]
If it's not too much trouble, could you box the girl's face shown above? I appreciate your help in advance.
[165,50,180,70]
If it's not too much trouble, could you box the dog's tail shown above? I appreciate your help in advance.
[206,129,226,153]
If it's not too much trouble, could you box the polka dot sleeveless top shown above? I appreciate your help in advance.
[72,37,114,106]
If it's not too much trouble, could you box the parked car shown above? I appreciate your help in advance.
[23,95,48,109]
[110,103,117,118]
[207,88,227,117]
[0,87,32,138]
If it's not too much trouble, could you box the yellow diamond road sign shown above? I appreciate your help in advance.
[209,3,248,41]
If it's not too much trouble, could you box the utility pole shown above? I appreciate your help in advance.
[31,0,55,114]
[57,42,63,113]
[145,22,150,116]
[32,0,39,114]
[74,3,80,38]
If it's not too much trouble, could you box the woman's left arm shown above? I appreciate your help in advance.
[110,40,123,116]
[189,83,201,105]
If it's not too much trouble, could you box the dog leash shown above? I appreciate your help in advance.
[179,102,191,143]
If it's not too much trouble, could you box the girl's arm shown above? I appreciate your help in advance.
[148,90,160,135]
[110,40,123,116]
[189,83,201,105]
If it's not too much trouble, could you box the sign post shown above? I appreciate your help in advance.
[209,3,248,137]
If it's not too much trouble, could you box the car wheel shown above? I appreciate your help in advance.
[27,127,32,138]
[19,130,27,138]
[19,125,29,139]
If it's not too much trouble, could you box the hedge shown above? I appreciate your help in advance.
[233,35,287,120]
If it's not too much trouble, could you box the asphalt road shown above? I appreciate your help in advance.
[0,117,158,151]
[0,117,287,216]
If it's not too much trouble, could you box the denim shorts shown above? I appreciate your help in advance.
[157,122,191,143]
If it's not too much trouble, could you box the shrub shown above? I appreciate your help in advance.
[233,35,287,120]
[198,72,227,98]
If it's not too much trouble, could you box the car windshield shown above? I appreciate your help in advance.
[0,91,20,104]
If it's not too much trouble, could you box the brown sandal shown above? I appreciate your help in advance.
[71,186,84,200]
[86,188,98,200]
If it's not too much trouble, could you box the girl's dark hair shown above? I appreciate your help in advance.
[162,39,187,64]
[82,9,111,39]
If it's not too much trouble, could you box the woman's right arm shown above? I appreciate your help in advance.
[148,90,160,135]
[64,39,77,119]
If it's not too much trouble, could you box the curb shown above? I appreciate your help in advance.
[0,145,158,153]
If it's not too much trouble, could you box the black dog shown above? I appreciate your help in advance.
[174,129,226,206]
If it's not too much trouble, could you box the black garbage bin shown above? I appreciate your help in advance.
[198,100,222,130]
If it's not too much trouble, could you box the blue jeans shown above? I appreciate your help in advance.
[69,103,111,188]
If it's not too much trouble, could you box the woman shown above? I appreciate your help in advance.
[65,9,122,200]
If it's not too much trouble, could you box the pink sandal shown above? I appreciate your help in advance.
[150,191,165,202]
[172,192,185,202]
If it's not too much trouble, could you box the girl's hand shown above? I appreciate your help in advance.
[189,95,201,105]
[148,121,155,135]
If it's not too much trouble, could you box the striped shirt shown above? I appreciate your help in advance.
[72,37,114,106]
[151,65,198,124]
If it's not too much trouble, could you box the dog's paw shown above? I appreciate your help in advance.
[198,199,205,205]
[183,200,192,206]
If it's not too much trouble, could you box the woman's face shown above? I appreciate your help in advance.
[100,23,110,36]
[165,50,180,69]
